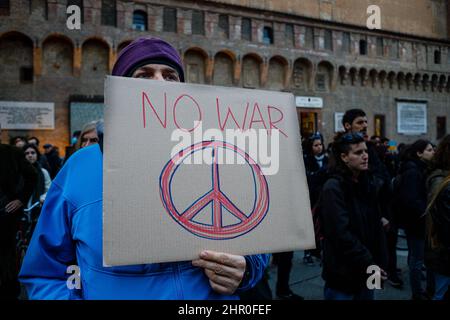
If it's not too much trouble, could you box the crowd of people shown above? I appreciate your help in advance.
[0,37,448,301]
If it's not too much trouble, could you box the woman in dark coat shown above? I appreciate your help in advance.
[0,142,37,299]
[303,133,328,264]
[319,132,388,300]
[396,139,435,300]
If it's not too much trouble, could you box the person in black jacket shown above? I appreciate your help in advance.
[0,130,37,299]
[319,132,388,300]
[424,174,450,300]
[42,144,62,179]
[303,133,328,264]
[396,139,435,300]
[342,109,400,287]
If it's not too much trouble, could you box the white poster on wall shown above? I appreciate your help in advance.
[335,112,344,132]
[0,101,54,130]
[397,101,427,135]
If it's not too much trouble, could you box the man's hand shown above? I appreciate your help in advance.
[5,199,23,214]
[192,250,246,295]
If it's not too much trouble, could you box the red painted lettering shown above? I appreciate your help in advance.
[216,98,250,131]
[248,103,268,131]
[141,92,167,129]
[268,106,288,138]
[173,94,202,132]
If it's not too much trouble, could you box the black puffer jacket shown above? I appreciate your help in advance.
[396,159,428,237]
[319,171,387,294]
[304,153,329,207]
[425,182,450,277]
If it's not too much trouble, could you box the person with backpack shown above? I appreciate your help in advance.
[394,139,435,300]
[319,132,388,300]
[424,173,450,300]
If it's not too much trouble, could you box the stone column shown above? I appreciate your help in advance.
[109,47,117,74]
[33,45,42,77]
[233,56,241,86]
[205,56,214,84]
[284,62,292,89]
[73,44,81,77]
[260,58,269,88]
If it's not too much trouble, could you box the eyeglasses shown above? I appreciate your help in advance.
[25,151,36,155]
[81,137,99,144]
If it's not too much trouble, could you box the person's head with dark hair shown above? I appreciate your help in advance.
[305,133,324,156]
[331,131,368,177]
[112,37,184,82]
[401,139,434,163]
[342,109,368,138]
[27,136,40,147]
[23,143,41,165]
[430,134,450,171]
[11,136,27,148]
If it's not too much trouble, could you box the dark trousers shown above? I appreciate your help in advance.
[273,251,293,294]
[386,225,398,275]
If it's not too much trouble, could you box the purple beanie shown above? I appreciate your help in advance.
[112,37,185,82]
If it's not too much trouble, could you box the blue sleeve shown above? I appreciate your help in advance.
[19,181,81,300]
[235,254,271,293]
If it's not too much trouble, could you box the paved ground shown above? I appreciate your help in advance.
[267,233,414,300]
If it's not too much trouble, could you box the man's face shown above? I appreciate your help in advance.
[132,64,180,82]
[341,142,369,173]
[28,138,38,146]
[80,130,99,148]
[15,138,26,148]
[345,116,368,139]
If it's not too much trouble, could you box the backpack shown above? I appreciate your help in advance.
[311,175,346,252]
[390,173,407,226]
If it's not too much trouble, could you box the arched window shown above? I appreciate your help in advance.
[342,32,350,53]
[434,50,441,64]
[359,39,367,55]
[241,18,251,41]
[192,10,204,35]
[263,27,273,45]
[132,10,147,31]
[285,24,294,47]
[163,7,177,32]
[218,14,229,39]
[324,30,332,51]
[0,0,10,15]
[101,0,116,26]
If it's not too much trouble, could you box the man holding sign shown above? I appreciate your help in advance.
[19,37,270,299]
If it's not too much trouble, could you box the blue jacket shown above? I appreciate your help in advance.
[19,144,270,300]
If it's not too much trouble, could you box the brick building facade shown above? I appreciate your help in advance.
[0,0,449,154]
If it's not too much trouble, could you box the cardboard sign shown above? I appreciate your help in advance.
[103,76,315,266]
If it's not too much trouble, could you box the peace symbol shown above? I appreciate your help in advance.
[159,141,270,240]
